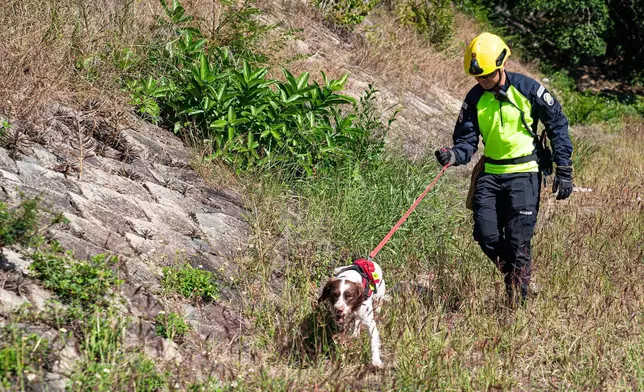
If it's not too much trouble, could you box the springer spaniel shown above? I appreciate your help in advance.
[318,258,386,368]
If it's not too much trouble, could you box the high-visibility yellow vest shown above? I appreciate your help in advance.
[477,85,538,174]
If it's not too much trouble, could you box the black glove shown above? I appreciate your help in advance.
[434,147,457,167]
[552,166,573,200]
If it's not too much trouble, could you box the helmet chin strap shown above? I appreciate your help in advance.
[484,69,503,92]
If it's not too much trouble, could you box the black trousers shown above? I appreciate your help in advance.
[472,172,540,297]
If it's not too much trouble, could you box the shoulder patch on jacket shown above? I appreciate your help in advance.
[537,84,545,98]
[543,92,554,106]
[462,101,468,110]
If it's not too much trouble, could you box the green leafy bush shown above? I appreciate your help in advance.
[154,312,191,342]
[127,0,388,177]
[456,0,644,83]
[458,0,610,64]
[70,351,168,392]
[518,0,610,61]
[314,0,380,26]
[396,0,455,50]
[162,264,219,302]
[29,245,123,308]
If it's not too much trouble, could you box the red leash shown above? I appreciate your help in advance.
[368,164,450,260]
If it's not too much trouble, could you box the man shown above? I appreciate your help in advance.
[435,32,573,304]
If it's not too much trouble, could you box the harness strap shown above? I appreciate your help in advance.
[336,265,376,300]
[485,152,538,165]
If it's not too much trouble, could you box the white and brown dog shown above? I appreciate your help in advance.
[318,258,386,368]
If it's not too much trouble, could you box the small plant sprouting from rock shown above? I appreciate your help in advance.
[0,197,39,250]
[154,312,190,342]
[161,177,173,188]
[187,211,198,224]
[187,227,202,240]
[118,167,142,181]
[53,156,80,178]
[119,143,141,163]
[0,195,67,250]
[0,117,9,137]
[137,228,154,240]
[161,264,219,302]
[29,245,123,308]
[70,115,97,180]
[0,121,32,160]
[178,183,192,196]
[95,141,121,159]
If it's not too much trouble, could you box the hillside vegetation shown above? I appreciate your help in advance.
[0,0,642,391]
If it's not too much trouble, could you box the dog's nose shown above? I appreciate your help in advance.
[334,306,345,314]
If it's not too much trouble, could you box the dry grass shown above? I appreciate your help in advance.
[0,0,155,116]
[352,10,471,96]
[273,1,474,98]
[271,3,544,103]
[0,0,284,121]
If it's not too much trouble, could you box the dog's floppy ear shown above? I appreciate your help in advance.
[318,278,337,303]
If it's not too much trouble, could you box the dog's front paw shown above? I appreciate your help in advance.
[371,358,384,369]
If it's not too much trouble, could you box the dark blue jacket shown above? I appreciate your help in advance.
[452,71,573,168]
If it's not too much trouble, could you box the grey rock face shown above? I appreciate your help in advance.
[0,104,250,386]
[1,105,248,273]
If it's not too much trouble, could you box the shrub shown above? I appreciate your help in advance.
[458,0,610,64]
[154,312,191,342]
[29,245,123,308]
[314,0,380,27]
[0,195,68,250]
[126,0,389,177]
[0,197,39,249]
[396,0,455,50]
[161,264,219,302]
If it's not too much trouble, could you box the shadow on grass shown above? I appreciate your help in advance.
[276,303,341,368]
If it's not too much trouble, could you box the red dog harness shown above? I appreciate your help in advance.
[336,258,381,300]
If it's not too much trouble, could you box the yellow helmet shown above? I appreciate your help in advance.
[464,32,511,77]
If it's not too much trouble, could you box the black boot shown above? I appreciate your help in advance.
[504,273,528,307]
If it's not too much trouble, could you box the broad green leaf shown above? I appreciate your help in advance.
[229,118,248,126]
[320,71,328,86]
[186,109,204,116]
[296,72,310,91]
[285,94,303,104]
[227,106,237,123]
[210,119,228,128]
[243,60,251,83]
[329,74,349,91]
